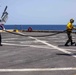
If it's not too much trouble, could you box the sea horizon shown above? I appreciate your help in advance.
[4,24,67,31]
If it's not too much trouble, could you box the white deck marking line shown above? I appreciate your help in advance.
[3,38,18,40]
[66,49,76,51]
[49,38,59,39]
[29,37,76,58]
[4,41,16,42]
[30,45,55,49]
[0,68,76,72]
[2,43,55,49]
[2,43,29,46]
[54,40,66,42]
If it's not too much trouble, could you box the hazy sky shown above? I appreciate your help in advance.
[0,0,76,25]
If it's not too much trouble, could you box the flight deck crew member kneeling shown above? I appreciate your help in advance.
[65,19,76,46]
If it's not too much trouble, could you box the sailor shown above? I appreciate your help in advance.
[65,19,76,46]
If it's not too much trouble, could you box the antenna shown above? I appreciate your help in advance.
[1,6,8,18]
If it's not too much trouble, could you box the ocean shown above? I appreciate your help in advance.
[4,24,67,31]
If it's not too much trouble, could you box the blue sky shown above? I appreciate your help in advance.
[0,0,76,25]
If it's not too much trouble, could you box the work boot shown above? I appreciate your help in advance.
[71,42,75,46]
[64,44,69,46]
[0,44,2,46]
[75,43,76,46]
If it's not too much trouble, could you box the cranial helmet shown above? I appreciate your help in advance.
[70,18,74,23]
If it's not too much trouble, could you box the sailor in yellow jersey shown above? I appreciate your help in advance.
[65,19,76,46]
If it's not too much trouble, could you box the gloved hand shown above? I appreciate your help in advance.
[74,27,76,30]
[3,28,5,30]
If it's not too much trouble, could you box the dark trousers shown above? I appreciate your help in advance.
[65,31,73,45]
[0,33,2,44]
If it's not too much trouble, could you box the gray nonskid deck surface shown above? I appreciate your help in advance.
[0,32,76,75]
